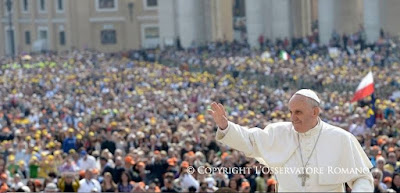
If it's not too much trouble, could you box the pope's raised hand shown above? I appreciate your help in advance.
[207,102,229,130]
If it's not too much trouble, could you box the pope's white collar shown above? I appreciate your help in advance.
[298,117,322,137]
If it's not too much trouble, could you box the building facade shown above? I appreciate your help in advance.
[1,0,400,56]
[0,0,233,56]
[246,0,400,48]
[158,0,233,49]
[0,0,161,55]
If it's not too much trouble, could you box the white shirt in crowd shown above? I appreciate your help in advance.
[78,155,97,171]
[78,178,101,193]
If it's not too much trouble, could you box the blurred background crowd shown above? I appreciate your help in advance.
[0,31,399,193]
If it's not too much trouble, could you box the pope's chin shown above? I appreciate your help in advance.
[292,122,304,132]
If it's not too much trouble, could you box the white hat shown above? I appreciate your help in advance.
[20,186,31,192]
[44,183,58,192]
[294,89,321,104]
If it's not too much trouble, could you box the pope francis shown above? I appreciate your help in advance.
[208,89,373,192]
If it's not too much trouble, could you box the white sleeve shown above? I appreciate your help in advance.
[347,170,374,192]
[215,121,265,158]
[77,181,85,192]
[216,125,231,140]
[188,174,199,190]
[96,181,102,192]
[91,157,98,169]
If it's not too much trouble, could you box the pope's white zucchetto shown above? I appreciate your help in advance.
[294,89,321,104]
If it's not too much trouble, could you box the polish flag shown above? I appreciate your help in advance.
[351,71,374,102]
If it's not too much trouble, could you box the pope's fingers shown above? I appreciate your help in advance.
[216,103,223,114]
[211,102,219,112]
[211,102,223,116]
[218,103,227,116]
[208,109,223,123]
[214,103,223,115]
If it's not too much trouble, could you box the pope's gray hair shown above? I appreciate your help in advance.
[290,94,320,108]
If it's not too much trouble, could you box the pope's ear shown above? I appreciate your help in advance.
[313,106,320,117]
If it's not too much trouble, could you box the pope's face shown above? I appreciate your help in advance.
[288,95,319,133]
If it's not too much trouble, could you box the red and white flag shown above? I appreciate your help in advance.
[351,71,374,102]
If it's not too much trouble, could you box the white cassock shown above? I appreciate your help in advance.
[216,118,373,192]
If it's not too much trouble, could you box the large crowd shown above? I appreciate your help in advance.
[0,30,399,193]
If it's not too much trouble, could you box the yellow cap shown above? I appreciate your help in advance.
[89,132,95,137]
[150,117,156,125]
[76,134,82,140]
[18,160,25,166]
[54,150,61,156]
[248,111,255,117]
[68,128,74,133]
[47,142,55,148]
[47,155,54,161]
[9,155,15,161]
